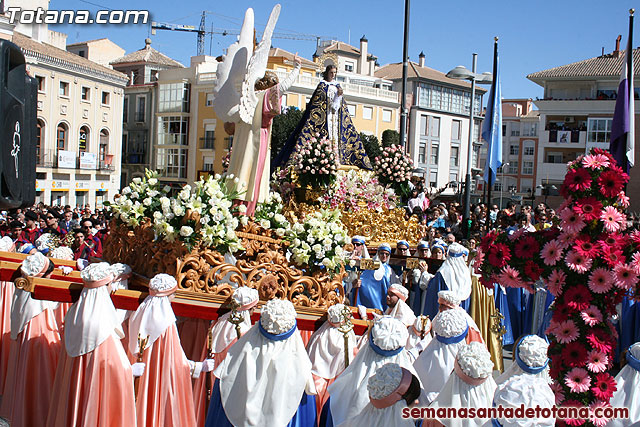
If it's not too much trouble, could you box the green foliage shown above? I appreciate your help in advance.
[381,129,400,147]
[271,107,304,161]
[359,132,382,164]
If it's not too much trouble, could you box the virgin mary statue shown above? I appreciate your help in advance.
[273,64,371,171]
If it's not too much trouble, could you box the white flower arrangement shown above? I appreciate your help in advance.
[254,192,290,236]
[110,169,169,228]
[368,363,403,400]
[285,209,348,274]
[456,342,494,379]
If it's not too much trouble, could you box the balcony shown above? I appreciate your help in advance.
[200,136,215,150]
[541,130,586,145]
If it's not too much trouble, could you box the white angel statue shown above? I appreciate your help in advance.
[213,4,300,216]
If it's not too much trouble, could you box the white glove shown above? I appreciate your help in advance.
[60,266,73,276]
[131,362,145,377]
[188,360,204,378]
[419,273,433,291]
[76,259,89,271]
[357,305,368,320]
[202,359,215,372]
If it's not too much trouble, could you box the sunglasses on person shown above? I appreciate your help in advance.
[353,242,363,247]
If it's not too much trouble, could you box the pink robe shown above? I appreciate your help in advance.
[45,334,136,427]
[177,318,210,361]
[0,280,13,393]
[53,302,72,335]
[135,324,197,427]
[0,308,61,426]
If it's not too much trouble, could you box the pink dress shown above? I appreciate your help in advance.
[177,317,210,361]
[0,280,13,393]
[0,308,61,426]
[45,334,136,427]
[135,324,197,427]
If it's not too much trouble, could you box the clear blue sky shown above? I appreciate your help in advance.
[50,0,638,101]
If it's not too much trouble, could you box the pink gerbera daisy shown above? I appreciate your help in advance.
[541,240,564,266]
[564,168,592,192]
[573,197,603,221]
[581,305,603,327]
[586,350,608,373]
[582,153,611,170]
[564,367,591,393]
[589,401,612,427]
[617,191,630,208]
[565,250,593,274]
[600,206,625,233]
[588,267,613,294]
[560,208,587,234]
[613,263,639,289]
[631,252,640,274]
[498,265,523,289]
[557,231,578,250]
[555,319,579,344]
[546,269,567,297]
[550,381,565,405]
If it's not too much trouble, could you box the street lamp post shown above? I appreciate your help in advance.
[446,57,492,238]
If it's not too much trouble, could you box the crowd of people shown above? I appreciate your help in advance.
[0,199,638,426]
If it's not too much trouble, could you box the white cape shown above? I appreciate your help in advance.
[64,285,124,357]
[413,337,468,403]
[608,363,640,426]
[214,324,314,427]
[386,300,417,327]
[439,255,472,301]
[328,342,419,426]
[210,310,253,354]
[430,372,497,427]
[10,287,58,339]
[306,320,357,379]
[341,400,415,427]
[493,374,555,426]
[128,294,176,354]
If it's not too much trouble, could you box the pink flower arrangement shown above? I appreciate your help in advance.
[373,145,413,197]
[320,170,398,212]
[291,135,338,188]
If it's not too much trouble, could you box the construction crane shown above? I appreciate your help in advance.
[151,11,334,56]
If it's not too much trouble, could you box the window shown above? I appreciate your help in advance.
[36,75,45,92]
[451,120,461,141]
[420,116,428,136]
[418,142,426,164]
[429,170,437,187]
[522,161,533,175]
[78,49,85,57]
[81,87,90,101]
[520,179,533,194]
[56,123,68,150]
[344,62,354,72]
[157,116,189,145]
[523,141,535,156]
[156,148,187,178]
[382,109,392,122]
[158,82,190,113]
[587,118,612,143]
[136,96,146,122]
[79,126,89,152]
[59,81,69,97]
[502,124,506,136]
[36,120,44,164]
[508,161,518,174]
[429,144,439,165]
[450,146,459,167]
[430,117,440,138]
[99,129,109,163]
[363,106,373,120]
[449,172,458,183]
[101,91,110,105]
[123,97,128,122]
[546,152,563,163]
[509,144,519,156]
[347,104,356,116]
[203,157,214,171]
[522,123,538,136]
[206,93,214,107]
[202,124,215,149]
[510,124,520,136]
[494,181,503,191]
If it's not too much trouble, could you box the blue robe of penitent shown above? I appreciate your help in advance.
[422,272,470,320]
[356,264,391,312]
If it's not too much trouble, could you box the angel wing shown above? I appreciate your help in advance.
[238,4,281,125]
[211,8,255,123]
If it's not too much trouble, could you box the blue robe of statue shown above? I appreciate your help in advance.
[272,81,371,172]
[505,287,529,344]
[206,379,317,427]
[422,272,470,320]
[356,264,391,312]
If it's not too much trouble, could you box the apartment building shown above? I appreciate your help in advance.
[527,41,639,208]
[375,55,486,195]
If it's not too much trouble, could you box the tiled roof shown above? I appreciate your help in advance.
[375,61,486,92]
[527,49,640,81]
[12,33,128,83]
[111,43,184,67]
[269,48,318,68]
[66,38,108,47]
[322,41,361,56]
